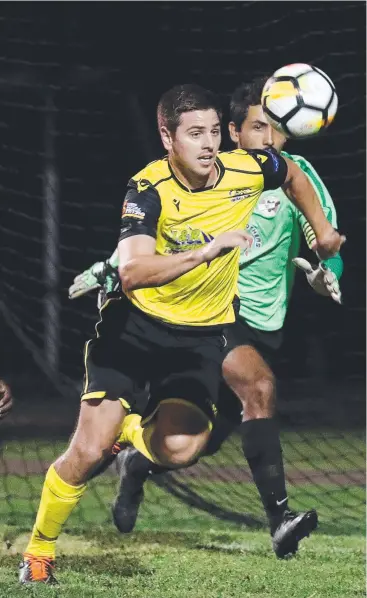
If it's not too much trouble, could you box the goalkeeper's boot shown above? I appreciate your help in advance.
[19,554,58,585]
[271,509,318,559]
[112,447,158,533]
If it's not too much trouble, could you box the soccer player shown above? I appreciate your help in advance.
[20,83,344,584]
[70,77,343,558]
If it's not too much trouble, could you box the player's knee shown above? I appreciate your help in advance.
[222,347,275,413]
[154,433,206,468]
[69,439,113,471]
[244,375,276,417]
[253,376,275,403]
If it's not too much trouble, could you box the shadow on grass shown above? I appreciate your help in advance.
[0,553,153,579]
[79,527,270,555]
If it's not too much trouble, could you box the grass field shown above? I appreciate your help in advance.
[0,523,364,597]
[0,431,365,597]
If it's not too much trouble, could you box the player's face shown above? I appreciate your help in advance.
[160,109,221,184]
[229,105,287,152]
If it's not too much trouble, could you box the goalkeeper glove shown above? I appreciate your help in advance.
[68,260,118,300]
[293,257,342,304]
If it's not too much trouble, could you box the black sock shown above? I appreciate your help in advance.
[240,418,288,532]
[129,450,167,480]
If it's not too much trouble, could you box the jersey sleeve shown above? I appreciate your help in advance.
[287,153,343,279]
[119,180,162,242]
[290,155,338,245]
[250,149,288,191]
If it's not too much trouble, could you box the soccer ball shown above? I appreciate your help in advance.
[261,63,338,138]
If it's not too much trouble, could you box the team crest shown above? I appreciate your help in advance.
[257,194,281,217]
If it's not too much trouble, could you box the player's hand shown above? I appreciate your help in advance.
[68,261,106,299]
[293,257,342,304]
[312,226,346,261]
[0,380,13,419]
[201,230,251,263]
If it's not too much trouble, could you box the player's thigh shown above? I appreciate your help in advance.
[144,331,225,433]
[68,398,126,457]
[82,297,150,413]
[222,320,276,387]
[55,398,127,484]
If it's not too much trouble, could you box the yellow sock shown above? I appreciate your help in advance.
[25,464,86,559]
[118,414,157,463]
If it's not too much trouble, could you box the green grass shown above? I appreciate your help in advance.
[0,475,364,536]
[0,526,365,597]
[0,432,364,596]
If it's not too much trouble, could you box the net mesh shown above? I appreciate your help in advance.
[0,2,365,536]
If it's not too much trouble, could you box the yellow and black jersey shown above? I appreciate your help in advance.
[119,149,288,327]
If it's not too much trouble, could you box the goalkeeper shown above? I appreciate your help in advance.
[69,77,343,558]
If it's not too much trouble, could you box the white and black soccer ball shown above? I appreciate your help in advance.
[261,63,338,139]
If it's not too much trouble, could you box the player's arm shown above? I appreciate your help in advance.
[293,158,343,276]
[280,156,345,259]
[256,149,345,259]
[118,182,249,292]
[290,157,344,303]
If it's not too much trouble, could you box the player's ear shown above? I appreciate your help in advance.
[228,122,240,145]
[160,126,173,151]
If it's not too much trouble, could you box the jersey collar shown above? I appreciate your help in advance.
[168,158,225,193]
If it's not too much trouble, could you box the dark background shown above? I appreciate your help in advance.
[0,2,365,415]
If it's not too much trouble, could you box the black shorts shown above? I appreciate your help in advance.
[82,294,227,424]
[225,317,283,366]
[216,318,283,424]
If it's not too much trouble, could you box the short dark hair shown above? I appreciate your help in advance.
[157,84,222,133]
[230,76,270,131]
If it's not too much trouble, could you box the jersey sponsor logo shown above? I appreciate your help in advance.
[256,194,281,217]
[162,224,214,253]
[243,224,262,256]
[121,201,146,220]
[229,187,259,203]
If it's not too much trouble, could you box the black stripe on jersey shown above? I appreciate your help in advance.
[167,160,223,193]
[167,161,189,192]
[225,167,263,175]
[214,158,226,187]
[128,175,173,191]
[152,175,173,188]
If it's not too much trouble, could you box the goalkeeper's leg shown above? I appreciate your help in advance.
[19,398,127,584]
[222,338,317,558]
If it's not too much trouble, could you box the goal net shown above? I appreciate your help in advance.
[0,2,365,536]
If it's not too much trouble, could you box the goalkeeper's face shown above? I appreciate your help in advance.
[229,105,287,153]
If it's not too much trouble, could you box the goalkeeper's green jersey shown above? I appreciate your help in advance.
[238,152,341,331]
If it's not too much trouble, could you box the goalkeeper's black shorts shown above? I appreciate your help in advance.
[215,318,283,425]
[81,293,227,424]
[225,317,283,365]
